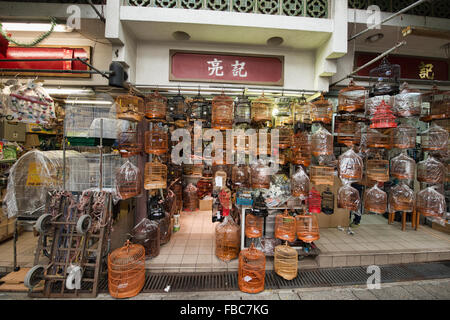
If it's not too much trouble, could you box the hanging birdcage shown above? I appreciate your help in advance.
[335,115,362,147]
[235,95,251,124]
[145,91,167,121]
[337,184,360,211]
[251,95,273,123]
[367,159,390,182]
[213,169,227,192]
[416,186,446,217]
[189,94,210,122]
[118,129,143,157]
[251,160,271,189]
[183,183,198,211]
[108,240,145,299]
[145,127,168,155]
[293,96,313,128]
[291,166,310,198]
[390,152,415,180]
[295,214,320,243]
[115,94,144,122]
[245,212,264,238]
[232,164,250,190]
[251,193,269,218]
[421,86,450,120]
[144,161,167,189]
[338,80,366,113]
[338,148,363,182]
[421,124,449,151]
[233,134,250,154]
[370,100,397,129]
[212,94,234,130]
[238,243,266,294]
[116,160,141,200]
[393,82,422,117]
[389,183,414,213]
[310,166,334,186]
[130,218,160,258]
[215,214,241,261]
[364,184,387,214]
[311,125,333,156]
[369,57,401,97]
[321,187,334,215]
[274,243,298,281]
[256,130,271,155]
[308,187,321,213]
[417,156,445,184]
[311,94,333,124]
[275,126,293,149]
[275,210,296,242]
[274,96,293,126]
[168,94,187,121]
[393,124,416,149]
[366,128,393,149]
[291,131,311,167]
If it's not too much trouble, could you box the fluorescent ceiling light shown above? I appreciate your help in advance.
[46,88,95,96]
[2,22,73,32]
[64,100,113,105]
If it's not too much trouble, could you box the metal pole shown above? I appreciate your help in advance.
[75,58,111,79]
[348,0,429,41]
[99,119,103,192]
[0,58,88,62]
[87,0,106,23]
[0,68,112,75]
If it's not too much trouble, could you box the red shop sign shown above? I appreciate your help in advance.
[169,50,284,86]
[354,52,449,81]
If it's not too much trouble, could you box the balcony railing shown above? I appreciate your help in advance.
[124,0,330,18]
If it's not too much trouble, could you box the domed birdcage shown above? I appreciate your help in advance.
[338,148,363,182]
[144,161,167,190]
[291,166,310,198]
[337,184,360,211]
[366,128,393,149]
[238,243,266,294]
[308,187,321,214]
[335,115,362,147]
[417,156,445,184]
[291,131,311,167]
[274,210,296,242]
[311,125,333,157]
[367,157,390,182]
[116,160,141,200]
[108,240,145,299]
[420,124,449,151]
[251,160,271,189]
[393,124,416,149]
[416,186,446,217]
[116,94,144,122]
[212,94,234,130]
[145,91,167,121]
[215,214,241,261]
[338,80,366,113]
[245,211,264,239]
[292,96,313,129]
[295,214,320,243]
[235,95,251,124]
[189,94,210,122]
[145,127,168,155]
[311,93,333,124]
[364,184,387,214]
[389,183,414,213]
[251,94,274,123]
[369,57,401,97]
[274,243,298,281]
[390,152,415,180]
[393,82,422,117]
[274,96,293,126]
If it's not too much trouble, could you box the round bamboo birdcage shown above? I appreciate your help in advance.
[118,130,143,157]
[335,117,362,147]
[421,124,449,151]
[145,91,167,120]
[291,166,310,198]
[276,126,293,149]
[416,187,446,217]
[116,94,144,122]
[145,128,168,155]
[393,124,416,149]
[274,96,293,126]
[144,162,167,190]
[293,97,313,125]
[108,241,145,299]
[274,210,297,242]
[183,183,198,211]
[238,243,266,294]
[338,80,366,113]
[337,184,360,211]
[295,214,320,243]
[364,184,387,214]
[251,95,274,123]
[197,176,213,199]
[274,243,298,280]
[366,128,393,149]
[256,131,271,155]
[311,126,333,156]
[389,183,414,212]
[245,212,263,238]
[311,94,333,124]
[367,159,390,182]
[291,131,311,166]
[310,166,334,186]
[251,161,271,189]
[215,215,241,261]
[390,152,415,180]
[417,157,444,184]
[117,160,141,200]
[212,94,234,130]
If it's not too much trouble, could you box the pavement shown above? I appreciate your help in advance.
[0,278,449,300]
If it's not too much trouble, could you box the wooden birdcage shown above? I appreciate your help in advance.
[245,212,264,238]
[291,166,310,198]
[311,94,333,124]
[367,159,389,182]
[335,116,362,147]
[117,160,141,200]
[144,161,167,190]
[276,126,293,149]
[389,183,414,212]
[212,94,234,130]
[238,243,266,294]
[417,157,445,184]
[369,57,401,97]
[274,210,296,242]
[338,80,366,113]
[118,129,143,157]
[311,126,333,156]
[251,161,271,189]
[421,124,449,151]
[364,184,387,214]
[310,166,334,186]
[251,95,273,123]
[145,91,167,121]
[338,148,363,181]
[233,134,250,154]
[189,94,210,122]
[168,94,186,121]
[421,86,450,120]
[183,183,199,211]
[416,187,446,217]
[232,164,250,189]
[393,82,421,117]
[337,184,360,211]
[145,128,168,155]
[235,95,251,124]
[390,152,415,180]
[295,214,320,243]
[116,94,144,122]
[291,131,311,166]
[131,219,160,258]
[293,97,313,126]
[393,124,416,149]
[274,243,298,281]
[197,176,212,199]
[274,96,293,126]
[257,131,271,155]
[366,128,393,149]
[370,100,397,129]
[308,187,321,213]
[215,215,240,261]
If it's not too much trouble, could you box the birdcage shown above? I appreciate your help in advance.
[274,210,296,242]
[370,100,397,129]
[293,96,313,127]
[257,130,271,155]
[118,129,143,157]
[245,212,264,238]
[130,218,160,258]
[144,161,167,190]
[189,94,210,122]
[168,94,186,121]
[291,166,310,198]
[389,183,414,213]
[311,94,333,124]
[369,57,401,97]
[232,164,250,190]
[197,176,213,199]
[291,131,311,167]
[338,80,366,113]
[393,82,422,117]
[416,186,446,217]
[148,193,165,221]
[238,243,266,294]
[390,152,415,180]
[367,159,389,182]
[251,160,271,189]
[274,243,298,280]
[335,116,362,147]
[364,184,387,214]
[310,166,334,186]
[251,193,269,218]
[108,240,145,299]
[311,126,333,156]
[393,124,416,149]
[213,169,227,192]
[338,148,363,181]
[158,212,172,245]
[215,215,241,261]
[295,214,320,243]
[218,186,232,210]
[366,128,393,149]
[235,95,251,124]
[251,95,273,123]
[171,181,183,213]
[321,187,334,215]
[116,94,144,122]
[337,184,360,211]
[421,124,449,151]
[308,187,321,213]
[144,127,168,155]
[183,183,198,211]
[145,91,167,121]
[116,160,141,200]
[365,95,393,118]
[417,157,445,184]
[421,86,450,120]
[233,134,250,154]
[212,94,234,130]
[274,96,293,126]
[275,126,293,149]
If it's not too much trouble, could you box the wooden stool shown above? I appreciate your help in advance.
[388,209,417,231]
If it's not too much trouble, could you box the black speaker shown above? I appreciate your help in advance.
[108,62,128,88]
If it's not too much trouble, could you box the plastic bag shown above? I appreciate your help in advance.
[291,166,310,199]
[389,183,414,213]
[364,184,387,214]
[416,186,446,218]
[417,156,445,184]
[130,218,160,258]
[337,184,360,211]
[311,125,333,156]
[393,82,422,117]
[338,148,363,182]
[215,215,241,261]
[421,124,449,151]
[393,123,416,149]
[390,152,416,180]
[116,160,141,200]
[365,95,393,117]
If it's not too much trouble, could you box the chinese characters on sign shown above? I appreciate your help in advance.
[419,62,434,80]
[207,58,248,78]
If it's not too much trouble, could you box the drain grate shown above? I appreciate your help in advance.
[98,261,450,293]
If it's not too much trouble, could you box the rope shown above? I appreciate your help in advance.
[0,17,57,47]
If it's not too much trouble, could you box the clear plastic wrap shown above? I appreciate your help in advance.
[291,166,310,199]
[274,243,298,281]
[130,218,160,258]
[417,156,445,184]
[393,124,416,149]
[274,210,296,242]
[421,124,449,151]
[393,82,422,117]
[183,183,199,211]
[416,186,446,217]
[389,183,414,213]
[364,184,387,214]
[238,243,266,294]
[365,95,393,117]
[250,159,271,189]
[215,215,241,261]
[311,125,333,156]
[338,148,363,182]
[390,152,416,180]
[116,160,141,200]
[337,184,360,211]
[365,128,392,149]
[232,164,250,189]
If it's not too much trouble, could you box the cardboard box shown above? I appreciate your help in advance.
[0,121,26,142]
[199,199,213,211]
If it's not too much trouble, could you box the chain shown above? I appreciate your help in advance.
[0,17,57,47]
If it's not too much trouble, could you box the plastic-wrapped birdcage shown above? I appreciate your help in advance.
[251,160,271,189]
[390,152,415,180]
[116,160,141,200]
[393,124,416,149]
[130,218,160,258]
[274,210,296,242]
[274,243,298,281]
[338,148,363,182]
[364,184,387,214]
[291,166,310,198]
[421,124,449,151]
[366,128,392,149]
[215,215,241,261]
[338,80,366,113]
[416,186,446,217]
[365,95,393,118]
[367,158,389,182]
[337,184,360,211]
[238,243,266,294]
[417,157,445,184]
[311,125,333,156]
[232,164,250,190]
[389,183,414,213]
[393,82,422,117]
